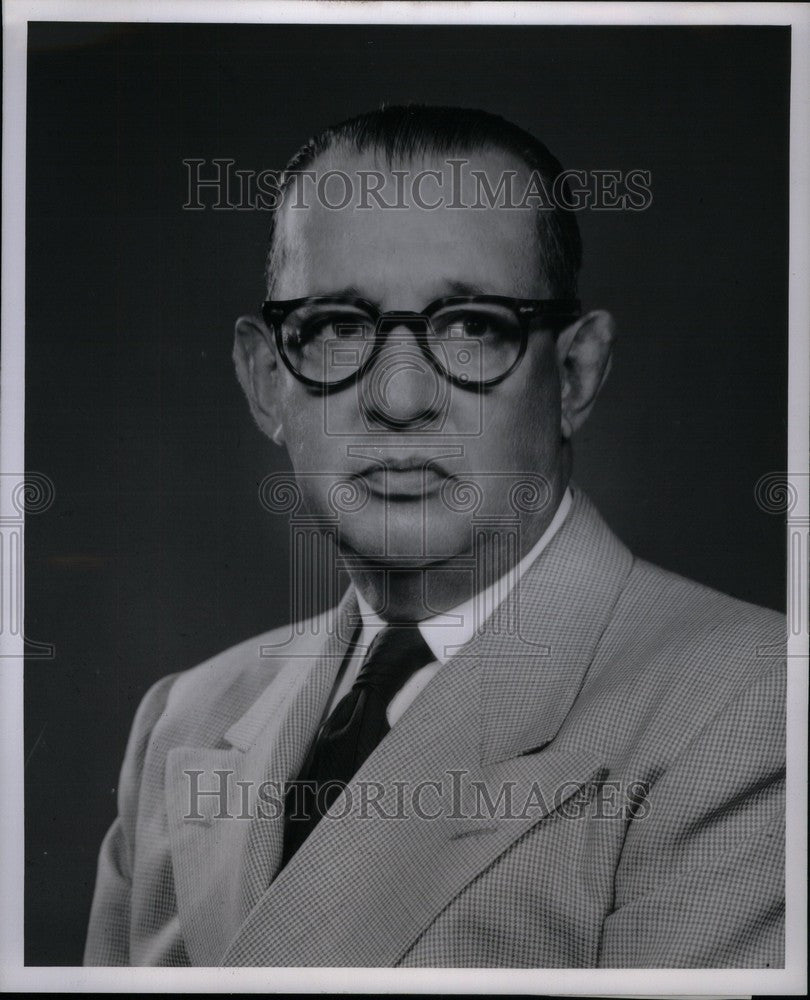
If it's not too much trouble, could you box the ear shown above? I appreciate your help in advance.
[232,315,286,445]
[555,309,615,439]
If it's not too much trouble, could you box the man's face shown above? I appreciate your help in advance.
[266,147,566,569]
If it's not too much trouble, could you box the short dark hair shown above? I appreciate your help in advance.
[265,104,583,298]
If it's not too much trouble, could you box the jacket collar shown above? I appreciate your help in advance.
[473,483,634,764]
[222,587,361,753]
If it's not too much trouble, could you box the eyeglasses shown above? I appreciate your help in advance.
[260,294,581,390]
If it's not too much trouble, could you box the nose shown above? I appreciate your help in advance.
[358,319,448,430]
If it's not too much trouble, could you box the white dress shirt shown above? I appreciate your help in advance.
[323,487,573,727]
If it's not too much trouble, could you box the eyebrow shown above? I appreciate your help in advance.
[314,284,376,303]
[442,279,488,296]
[295,279,488,306]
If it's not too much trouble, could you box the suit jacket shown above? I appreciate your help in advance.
[84,485,786,968]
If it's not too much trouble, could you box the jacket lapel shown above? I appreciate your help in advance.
[222,487,634,966]
[164,589,361,965]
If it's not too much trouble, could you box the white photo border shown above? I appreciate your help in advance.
[2,1,807,994]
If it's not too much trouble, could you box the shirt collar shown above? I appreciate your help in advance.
[353,486,573,665]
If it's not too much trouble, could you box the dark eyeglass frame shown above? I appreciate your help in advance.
[260,294,581,391]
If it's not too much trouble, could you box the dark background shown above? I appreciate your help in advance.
[24,23,789,964]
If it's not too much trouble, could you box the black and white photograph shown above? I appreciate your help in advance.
[1,0,807,993]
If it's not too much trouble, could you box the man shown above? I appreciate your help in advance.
[84,105,785,968]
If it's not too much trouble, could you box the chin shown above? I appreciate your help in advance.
[336,499,472,567]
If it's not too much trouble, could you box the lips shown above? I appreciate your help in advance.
[352,458,453,500]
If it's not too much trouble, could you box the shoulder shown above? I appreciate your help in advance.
[565,484,784,698]
[133,606,338,745]
[615,556,784,670]
[575,554,785,766]
[623,550,781,625]
[561,485,784,661]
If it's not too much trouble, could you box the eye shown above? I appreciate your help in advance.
[459,315,491,338]
[289,308,374,347]
[431,307,518,342]
[305,315,366,341]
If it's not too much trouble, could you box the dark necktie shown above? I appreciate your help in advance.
[281,622,434,867]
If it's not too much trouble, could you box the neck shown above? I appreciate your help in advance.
[344,466,570,622]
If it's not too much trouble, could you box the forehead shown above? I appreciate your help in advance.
[271,146,547,304]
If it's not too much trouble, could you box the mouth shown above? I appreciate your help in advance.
[352,459,454,501]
